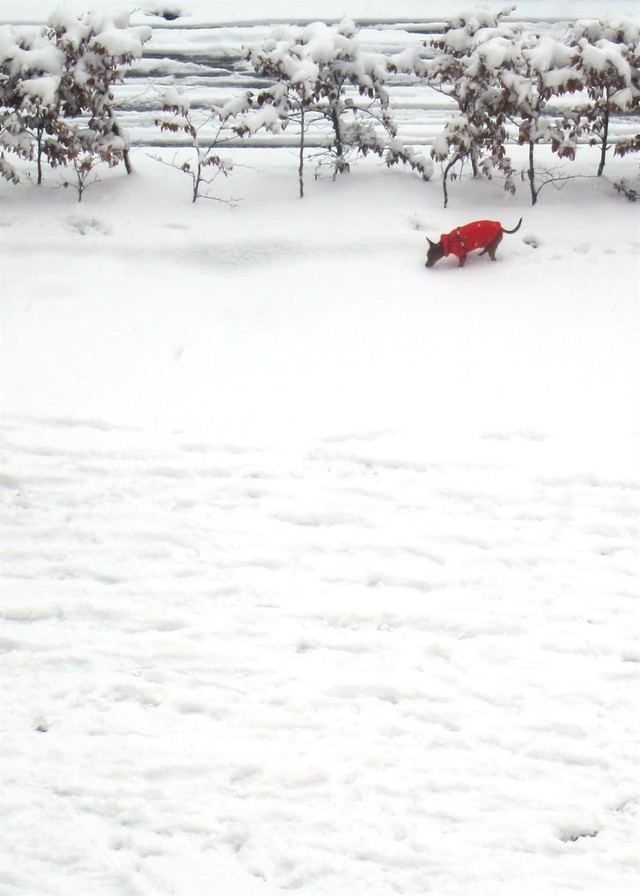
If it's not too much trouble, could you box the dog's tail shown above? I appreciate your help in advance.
[502,217,523,234]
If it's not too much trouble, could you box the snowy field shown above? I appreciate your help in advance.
[2,141,639,896]
[2,2,640,894]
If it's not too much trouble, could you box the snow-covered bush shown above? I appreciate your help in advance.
[416,9,520,206]
[243,36,314,198]
[403,8,639,206]
[498,33,584,204]
[245,21,389,195]
[566,17,640,176]
[0,26,67,184]
[245,20,431,197]
[0,12,149,191]
[155,89,234,202]
[50,11,151,178]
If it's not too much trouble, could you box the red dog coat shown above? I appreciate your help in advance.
[440,220,502,260]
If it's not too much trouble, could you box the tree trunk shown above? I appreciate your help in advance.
[298,104,305,199]
[597,102,609,177]
[528,140,537,206]
[442,154,462,209]
[110,114,132,175]
[330,104,343,179]
[471,148,479,178]
[36,128,44,185]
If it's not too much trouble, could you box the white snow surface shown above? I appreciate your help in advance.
[2,1,640,25]
[2,140,639,896]
[2,2,640,893]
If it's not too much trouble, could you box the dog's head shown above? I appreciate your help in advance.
[425,237,444,268]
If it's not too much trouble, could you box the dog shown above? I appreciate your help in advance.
[425,218,522,268]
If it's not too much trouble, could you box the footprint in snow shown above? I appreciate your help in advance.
[67,215,111,236]
[153,6,182,20]
[558,827,600,843]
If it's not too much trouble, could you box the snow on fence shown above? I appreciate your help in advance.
[118,15,640,150]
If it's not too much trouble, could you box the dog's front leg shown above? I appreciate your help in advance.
[458,254,466,268]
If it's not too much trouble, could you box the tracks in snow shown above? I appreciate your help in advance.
[1,415,639,894]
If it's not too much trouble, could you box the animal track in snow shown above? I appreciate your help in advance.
[67,215,112,236]
[2,418,639,896]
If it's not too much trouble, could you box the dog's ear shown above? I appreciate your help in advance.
[426,237,435,246]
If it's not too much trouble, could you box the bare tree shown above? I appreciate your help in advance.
[155,90,234,202]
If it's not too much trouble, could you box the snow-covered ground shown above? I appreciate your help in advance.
[2,1,640,892]
[2,141,639,896]
[2,145,637,443]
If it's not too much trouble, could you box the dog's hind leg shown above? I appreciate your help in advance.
[486,232,503,261]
